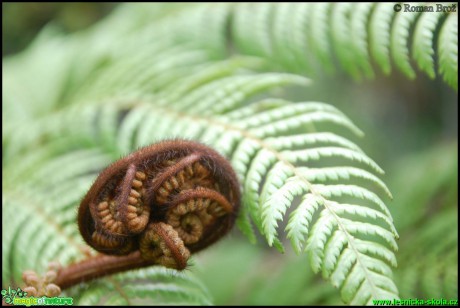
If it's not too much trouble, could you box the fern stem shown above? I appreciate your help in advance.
[54,252,154,290]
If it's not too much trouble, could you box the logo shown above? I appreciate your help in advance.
[1,287,73,306]
[394,3,457,13]
[1,287,27,304]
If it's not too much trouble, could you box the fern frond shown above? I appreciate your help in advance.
[101,2,455,87]
[158,2,457,90]
[3,3,402,305]
[3,89,399,306]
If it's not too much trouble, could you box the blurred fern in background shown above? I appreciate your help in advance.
[2,3,457,305]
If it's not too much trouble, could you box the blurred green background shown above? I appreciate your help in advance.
[3,3,457,305]
[2,3,118,56]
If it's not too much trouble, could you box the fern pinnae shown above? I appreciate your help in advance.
[391,7,420,79]
[3,199,33,283]
[250,135,399,303]
[86,45,205,98]
[370,3,395,75]
[351,3,375,79]
[272,3,307,73]
[327,247,354,290]
[220,98,290,122]
[251,111,363,139]
[5,192,83,282]
[265,133,365,154]
[307,210,336,271]
[290,3,314,73]
[73,267,212,305]
[347,263,398,305]
[340,219,397,252]
[29,150,110,187]
[438,13,458,90]
[207,74,310,115]
[322,229,348,276]
[326,202,397,239]
[123,48,210,94]
[312,184,393,220]
[352,240,397,270]
[233,125,397,297]
[135,112,163,148]
[174,75,257,112]
[209,132,235,156]
[3,143,56,185]
[117,105,154,153]
[298,166,392,199]
[309,3,335,74]
[232,140,266,242]
[122,283,205,304]
[280,147,384,174]
[261,172,303,245]
[15,211,49,273]
[234,3,273,58]
[231,3,255,56]
[259,161,295,204]
[162,57,264,102]
[235,102,348,130]
[286,194,323,254]
[79,281,128,305]
[96,105,121,152]
[244,148,278,231]
[133,51,210,93]
[236,195,258,244]
[196,121,226,145]
[412,11,445,79]
[332,3,361,80]
[231,138,260,182]
[180,4,230,57]
[308,205,397,304]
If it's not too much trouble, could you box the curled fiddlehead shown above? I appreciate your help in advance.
[78,139,240,269]
[21,140,240,294]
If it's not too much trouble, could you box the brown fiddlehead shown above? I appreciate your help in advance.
[21,139,240,295]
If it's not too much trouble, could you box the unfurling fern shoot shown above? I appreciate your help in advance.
[22,140,240,293]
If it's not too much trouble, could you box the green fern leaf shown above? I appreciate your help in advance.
[370,3,395,75]
[391,7,420,79]
[412,11,444,79]
[332,3,362,79]
[232,3,273,58]
[309,3,335,74]
[438,13,458,90]
[286,194,323,254]
[350,3,375,79]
